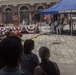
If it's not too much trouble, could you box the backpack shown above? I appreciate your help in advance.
[39,61,60,75]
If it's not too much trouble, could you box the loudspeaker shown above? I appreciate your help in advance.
[53,14,58,21]
[34,14,40,22]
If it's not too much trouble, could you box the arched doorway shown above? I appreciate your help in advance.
[19,6,29,23]
[4,8,13,24]
[37,6,44,21]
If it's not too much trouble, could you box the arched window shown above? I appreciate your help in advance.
[4,8,13,24]
[19,6,29,23]
[37,6,44,22]
[37,6,44,11]
[20,6,29,11]
[5,8,12,12]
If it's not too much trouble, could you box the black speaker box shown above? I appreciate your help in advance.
[34,14,40,22]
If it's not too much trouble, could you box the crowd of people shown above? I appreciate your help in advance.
[0,34,60,75]
[49,17,63,35]
[0,13,63,75]
[0,27,22,41]
[44,15,66,35]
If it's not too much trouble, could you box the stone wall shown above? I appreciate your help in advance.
[0,0,60,24]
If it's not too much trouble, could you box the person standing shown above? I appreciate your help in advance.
[21,39,39,75]
[13,13,19,29]
[44,15,49,33]
[34,46,60,75]
[0,36,25,75]
[55,19,61,35]
[49,18,54,34]
[22,19,26,25]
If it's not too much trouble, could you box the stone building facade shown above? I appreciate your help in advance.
[0,0,60,24]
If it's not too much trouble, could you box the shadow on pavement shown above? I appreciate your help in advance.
[61,30,76,36]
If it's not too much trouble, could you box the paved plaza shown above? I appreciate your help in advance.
[21,25,76,75]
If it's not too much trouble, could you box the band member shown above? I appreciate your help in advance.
[13,13,19,29]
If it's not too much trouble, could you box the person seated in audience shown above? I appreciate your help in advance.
[21,39,39,75]
[14,28,22,38]
[0,36,25,75]
[34,46,60,75]
[4,28,10,37]
[4,28,14,37]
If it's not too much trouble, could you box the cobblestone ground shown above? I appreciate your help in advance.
[1,24,76,75]
[21,25,76,75]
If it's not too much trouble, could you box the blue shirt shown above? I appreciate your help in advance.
[21,52,39,75]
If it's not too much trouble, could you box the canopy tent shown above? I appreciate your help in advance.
[55,0,76,35]
[55,0,76,13]
[40,0,76,14]
[40,0,76,35]
[40,1,62,14]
